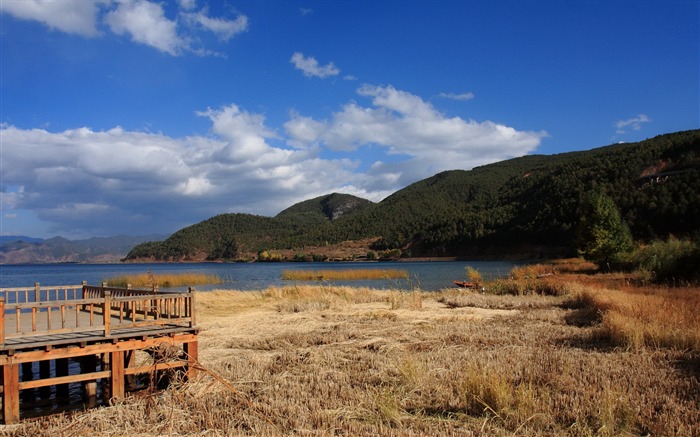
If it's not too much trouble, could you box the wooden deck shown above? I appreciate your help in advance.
[0,283,199,424]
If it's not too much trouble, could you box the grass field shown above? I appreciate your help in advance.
[6,271,699,436]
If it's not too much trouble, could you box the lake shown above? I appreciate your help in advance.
[0,261,522,292]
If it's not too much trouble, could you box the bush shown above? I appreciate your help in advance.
[626,237,700,284]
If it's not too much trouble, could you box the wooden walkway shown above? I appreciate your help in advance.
[0,283,199,424]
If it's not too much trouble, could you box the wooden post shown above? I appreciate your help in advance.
[103,291,111,337]
[189,287,197,327]
[0,297,5,348]
[34,282,40,302]
[184,340,198,380]
[110,350,125,400]
[2,363,20,424]
[82,355,97,408]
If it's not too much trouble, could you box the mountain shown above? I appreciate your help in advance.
[0,236,44,245]
[125,130,700,262]
[0,234,167,264]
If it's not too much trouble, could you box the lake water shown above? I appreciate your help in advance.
[0,260,522,292]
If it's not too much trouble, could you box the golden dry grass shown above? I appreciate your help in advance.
[281,268,409,281]
[578,284,700,352]
[103,272,222,288]
[5,282,699,436]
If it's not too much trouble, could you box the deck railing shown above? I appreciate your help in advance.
[0,284,196,348]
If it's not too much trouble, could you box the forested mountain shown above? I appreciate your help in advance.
[125,130,700,261]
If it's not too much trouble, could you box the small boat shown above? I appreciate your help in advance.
[453,280,478,288]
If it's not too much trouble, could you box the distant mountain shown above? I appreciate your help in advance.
[125,130,700,262]
[0,234,167,264]
[0,236,45,245]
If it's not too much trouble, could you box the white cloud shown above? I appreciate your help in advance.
[178,0,197,11]
[0,85,547,236]
[182,10,248,41]
[615,114,651,134]
[438,91,475,101]
[290,52,340,78]
[285,85,546,185]
[105,0,184,55]
[1,0,248,56]
[0,112,364,236]
[0,0,107,36]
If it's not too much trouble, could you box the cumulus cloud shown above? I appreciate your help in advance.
[105,1,184,55]
[438,91,475,101]
[0,114,362,236]
[285,84,546,186]
[290,52,340,78]
[1,0,248,56]
[0,0,107,36]
[0,85,546,237]
[615,114,651,134]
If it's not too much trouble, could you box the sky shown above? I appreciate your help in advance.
[0,0,698,239]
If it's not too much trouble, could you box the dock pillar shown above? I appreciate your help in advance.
[110,350,125,400]
[2,363,20,424]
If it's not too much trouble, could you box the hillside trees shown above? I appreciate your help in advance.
[124,130,700,262]
[576,188,634,269]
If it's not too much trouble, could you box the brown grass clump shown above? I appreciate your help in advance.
[281,268,409,281]
[103,271,222,288]
[8,282,700,436]
[580,284,700,352]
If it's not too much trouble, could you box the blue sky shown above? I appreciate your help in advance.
[1,0,698,239]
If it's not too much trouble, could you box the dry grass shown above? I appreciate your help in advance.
[281,268,409,281]
[103,272,222,288]
[577,284,700,352]
[5,282,699,436]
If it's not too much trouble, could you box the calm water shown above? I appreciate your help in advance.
[0,261,521,292]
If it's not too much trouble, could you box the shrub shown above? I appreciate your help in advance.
[626,237,700,284]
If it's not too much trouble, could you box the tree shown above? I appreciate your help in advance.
[576,188,634,269]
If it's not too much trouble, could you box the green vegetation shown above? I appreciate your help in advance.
[624,237,700,284]
[125,130,700,263]
[103,272,223,288]
[575,188,634,269]
[281,268,409,281]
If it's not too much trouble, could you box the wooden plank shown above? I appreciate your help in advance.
[18,370,111,390]
[110,349,125,399]
[2,363,20,424]
[185,340,198,379]
[2,326,196,352]
[0,333,198,365]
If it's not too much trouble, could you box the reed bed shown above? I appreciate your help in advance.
[103,272,223,288]
[8,282,699,436]
[579,284,700,352]
[281,268,409,281]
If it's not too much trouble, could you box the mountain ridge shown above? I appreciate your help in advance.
[60,130,700,262]
[0,234,167,264]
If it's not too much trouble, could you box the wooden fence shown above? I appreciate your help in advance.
[1,283,196,348]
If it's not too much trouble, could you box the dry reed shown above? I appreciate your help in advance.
[281,268,409,281]
[7,282,699,436]
[103,272,222,288]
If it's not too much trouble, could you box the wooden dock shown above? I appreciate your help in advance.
[0,283,198,424]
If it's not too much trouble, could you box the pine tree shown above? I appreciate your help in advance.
[576,188,634,269]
